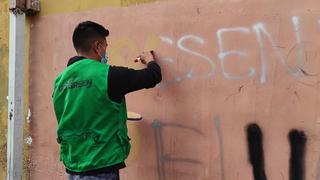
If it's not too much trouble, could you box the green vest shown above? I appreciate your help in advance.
[53,59,130,172]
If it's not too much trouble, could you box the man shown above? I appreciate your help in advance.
[52,21,162,180]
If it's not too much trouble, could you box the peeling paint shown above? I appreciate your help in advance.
[26,108,31,124]
[24,136,33,145]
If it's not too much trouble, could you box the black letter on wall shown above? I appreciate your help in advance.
[246,123,267,180]
[289,129,307,180]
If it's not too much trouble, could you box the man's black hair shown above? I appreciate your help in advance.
[72,21,109,53]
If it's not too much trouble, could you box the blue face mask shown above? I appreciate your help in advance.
[100,51,109,64]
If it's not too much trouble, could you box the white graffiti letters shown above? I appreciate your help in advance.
[159,16,310,85]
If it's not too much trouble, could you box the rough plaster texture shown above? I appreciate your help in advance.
[29,0,320,179]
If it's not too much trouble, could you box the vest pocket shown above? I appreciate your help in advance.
[58,130,100,163]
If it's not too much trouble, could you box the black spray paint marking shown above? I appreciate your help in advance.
[213,117,225,180]
[152,119,204,180]
[289,129,307,180]
[246,123,267,180]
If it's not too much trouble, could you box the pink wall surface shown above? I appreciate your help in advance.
[28,0,320,179]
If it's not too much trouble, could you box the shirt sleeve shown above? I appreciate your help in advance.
[107,61,162,103]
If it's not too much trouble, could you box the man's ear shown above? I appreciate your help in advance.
[92,40,100,53]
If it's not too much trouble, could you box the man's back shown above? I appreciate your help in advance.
[53,59,130,172]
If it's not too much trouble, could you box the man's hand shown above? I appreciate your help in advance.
[134,51,155,65]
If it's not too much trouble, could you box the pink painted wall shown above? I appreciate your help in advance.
[29,0,320,179]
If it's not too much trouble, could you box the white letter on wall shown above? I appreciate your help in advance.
[217,27,255,80]
[253,21,302,84]
[177,35,216,78]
